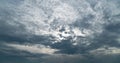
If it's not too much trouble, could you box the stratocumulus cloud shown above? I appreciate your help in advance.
[0,0,120,63]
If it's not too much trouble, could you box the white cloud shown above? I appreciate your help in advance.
[5,43,58,55]
[52,3,78,24]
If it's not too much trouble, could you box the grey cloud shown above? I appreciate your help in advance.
[40,54,120,63]
[0,0,120,63]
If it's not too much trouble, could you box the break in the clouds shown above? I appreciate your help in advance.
[0,0,120,63]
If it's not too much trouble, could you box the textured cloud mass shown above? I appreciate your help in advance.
[0,0,120,63]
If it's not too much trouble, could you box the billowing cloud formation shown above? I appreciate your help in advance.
[0,0,120,63]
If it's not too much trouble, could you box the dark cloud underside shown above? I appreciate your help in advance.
[0,0,120,63]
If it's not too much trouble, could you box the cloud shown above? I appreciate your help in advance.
[90,46,120,55]
[0,0,120,60]
[4,43,58,55]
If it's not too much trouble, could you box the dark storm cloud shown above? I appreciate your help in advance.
[50,39,79,54]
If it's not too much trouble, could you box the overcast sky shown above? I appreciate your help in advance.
[0,0,120,63]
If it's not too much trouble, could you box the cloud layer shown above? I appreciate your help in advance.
[0,0,120,63]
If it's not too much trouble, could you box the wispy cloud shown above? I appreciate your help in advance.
[5,43,58,55]
[90,46,120,55]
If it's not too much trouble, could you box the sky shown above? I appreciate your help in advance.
[0,0,120,63]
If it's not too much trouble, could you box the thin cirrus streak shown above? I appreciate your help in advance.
[4,43,58,55]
